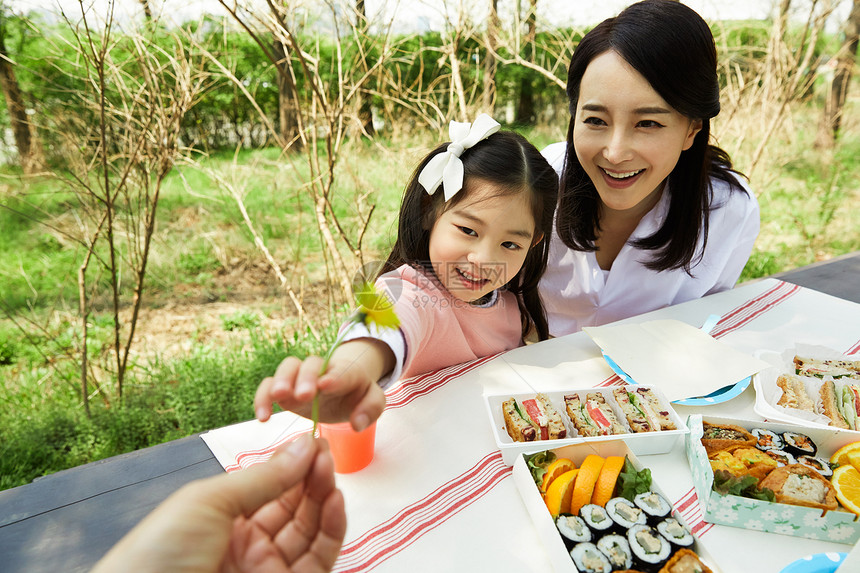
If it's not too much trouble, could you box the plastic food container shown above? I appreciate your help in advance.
[511,440,722,573]
[485,385,688,466]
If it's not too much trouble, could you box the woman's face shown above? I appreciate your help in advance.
[572,50,702,216]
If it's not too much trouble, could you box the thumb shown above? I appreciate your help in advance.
[200,434,319,518]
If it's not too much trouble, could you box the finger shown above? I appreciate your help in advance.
[254,377,277,422]
[273,442,346,568]
[193,434,319,521]
[294,356,325,401]
[349,381,386,432]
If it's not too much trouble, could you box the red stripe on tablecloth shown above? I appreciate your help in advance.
[847,340,860,355]
[223,355,500,472]
[384,354,499,409]
[224,428,311,472]
[333,451,511,572]
[597,374,625,387]
[673,487,716,538]
[711,281,800,338]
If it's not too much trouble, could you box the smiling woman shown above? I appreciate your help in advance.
[538,0,761,338]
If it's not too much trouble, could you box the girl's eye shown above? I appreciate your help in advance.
[637,119,664,128]
[457,226,477,237]
[502,241,522,251]
[582,116,606,126]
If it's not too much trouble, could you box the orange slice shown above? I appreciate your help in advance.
[541,458,576,495]
[545,469,579,518]
[570,454,605,516]
[833,465,860,515]
[848,451,860,474]
[591,456,626,507]
[830,440,860,467]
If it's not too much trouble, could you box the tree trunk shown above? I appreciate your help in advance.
[482,0,499,114]
[0,25,43,174]
[817,0,860,146]
[273,38,301,150]
[516,0,537,123]
[355,0,375,136]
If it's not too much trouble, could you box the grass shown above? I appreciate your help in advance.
[1,105,859,490]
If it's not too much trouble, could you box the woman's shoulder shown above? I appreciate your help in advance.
[709,172,758,214]
[540,141,567,171]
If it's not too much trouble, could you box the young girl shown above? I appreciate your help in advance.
[540,0,760,336]
[255,114,558,432]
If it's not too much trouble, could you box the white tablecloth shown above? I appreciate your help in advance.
[202,279,860,572]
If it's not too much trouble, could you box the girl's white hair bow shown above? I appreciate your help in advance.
[417,113,501,201]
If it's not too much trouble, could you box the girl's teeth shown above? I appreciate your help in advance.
[604,169,642,179]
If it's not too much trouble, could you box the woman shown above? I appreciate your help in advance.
[540,0,760,336]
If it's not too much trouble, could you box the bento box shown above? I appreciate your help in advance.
[485,386,689,466]
[512,440,722,573]
[686,414,860,543]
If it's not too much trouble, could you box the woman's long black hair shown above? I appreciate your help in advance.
[382,130,558,341]
[559,0,748,272]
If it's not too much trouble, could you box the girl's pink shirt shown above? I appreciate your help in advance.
[377,265,523,379]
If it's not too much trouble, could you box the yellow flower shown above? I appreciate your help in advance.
[355,283,400,330]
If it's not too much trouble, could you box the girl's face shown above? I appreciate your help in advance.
[573,50,702,216]
[428,179,536,303]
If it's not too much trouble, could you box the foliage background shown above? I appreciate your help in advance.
[0,1,858,490]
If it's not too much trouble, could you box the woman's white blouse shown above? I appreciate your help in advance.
[539,142,760,337]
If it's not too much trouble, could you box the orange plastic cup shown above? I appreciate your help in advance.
[319,421,376,473]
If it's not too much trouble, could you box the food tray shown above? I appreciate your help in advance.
[511,441,722,573]
[686,414,860,543]
[485,386,688,466]
[754,346,860,433]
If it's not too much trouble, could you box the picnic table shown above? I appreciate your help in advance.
[1,250,859,573]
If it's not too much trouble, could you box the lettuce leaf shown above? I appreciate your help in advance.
[524,450,556,488]
[616,457,652,500]
[712,470,776,502]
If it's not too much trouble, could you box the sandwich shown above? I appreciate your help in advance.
[820,380,851,429]
[613,387,677,432]
[501,398,537,442]
[564,392,626,437]
[501,394,566,442]
[794,356,860,379]
[840,384,860,431]
[612,388,675,433]
[776,374,816,412]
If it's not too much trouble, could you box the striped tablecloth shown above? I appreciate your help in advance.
[202,279,860,572]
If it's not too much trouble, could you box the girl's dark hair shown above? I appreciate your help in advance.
[559,0,748,272]
[383,130,558,341]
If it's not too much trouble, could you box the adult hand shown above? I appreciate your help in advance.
[92,435,346,573]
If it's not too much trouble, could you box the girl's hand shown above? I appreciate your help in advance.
[255,339,393,432]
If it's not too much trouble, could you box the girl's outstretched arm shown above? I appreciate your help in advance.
[255,339,395,432]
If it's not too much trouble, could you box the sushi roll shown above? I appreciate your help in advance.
[579,504,614,535]
[557,514,592,548]
[632,491,672,524]
[605,497,647,530]
[797,455,834,478]
[765,449,796,467]
[656,517,695,550]
[782,431,817,457]
[569,542,612,573]
[751,428,784,451]
[596,534,633,570]
[627,524,671,572]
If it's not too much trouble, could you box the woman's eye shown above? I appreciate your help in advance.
[637,119,664,128]
[502,241,522,251]
[582,116,606,126]
[457,226,477,237]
